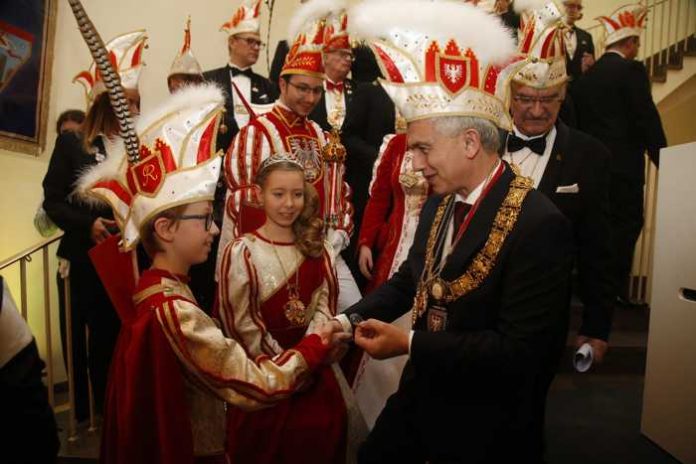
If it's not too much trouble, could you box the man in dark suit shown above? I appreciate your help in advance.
[562,0,595,85]
[573,4,666,304]
[195,0,277,311]
[504,1,614,360]
[327,2,574,461]
[204,0,278,154]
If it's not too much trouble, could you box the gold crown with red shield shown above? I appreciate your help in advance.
[78,84,225,250]
[281,0,346,79]
[220,0,262,36]
[169,17,203,78]
[596,3,648,47]
[348,0,520,130]
[512,1,568,89]
[73,30,147,106]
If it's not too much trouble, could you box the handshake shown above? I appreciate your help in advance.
[314,314,411,363]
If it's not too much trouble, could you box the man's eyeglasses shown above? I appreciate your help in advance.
[176,213,214,231]
[235,36,265,49]
[288,81,324,97]
[512,94,563,107]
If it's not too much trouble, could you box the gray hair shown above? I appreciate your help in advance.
[433,116,501,154]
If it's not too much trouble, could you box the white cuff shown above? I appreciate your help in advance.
[334,314,353,335]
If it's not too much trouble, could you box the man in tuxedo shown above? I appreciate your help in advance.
[309,10,356,132]
[328,2,574,461]
[503,1,614,361]
[204,0,277,154]
[563,0,595,86]
[573,4,666,304]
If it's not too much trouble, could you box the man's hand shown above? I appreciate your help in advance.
[576,335,608,364]
[354,319,409,360]
[581,52,595,73]
[315,322,352,364]
[358,245,374,279]
[91,217,117,244]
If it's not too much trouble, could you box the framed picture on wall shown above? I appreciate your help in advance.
[0,0,56,156]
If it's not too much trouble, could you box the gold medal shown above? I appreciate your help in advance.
[284,297,306,326]
[428,277,449,301]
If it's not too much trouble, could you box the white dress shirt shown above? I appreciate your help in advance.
[324,79,347,128]
[502,126,557,188]
[229,63,253,128]
[564,27,578,60]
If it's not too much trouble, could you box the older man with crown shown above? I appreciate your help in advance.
[503,0,615,421]
[204,0,278,153]
[324,1,574,461]
[573,3,666,308]
[219,0,361,312]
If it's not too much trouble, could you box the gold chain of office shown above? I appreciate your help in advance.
[411,173,534,327]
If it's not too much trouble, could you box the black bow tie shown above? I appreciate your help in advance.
[506,133,547,155]
[230,66,253,78]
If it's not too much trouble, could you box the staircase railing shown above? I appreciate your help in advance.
[0,232,97,445]
[584,0,695,305]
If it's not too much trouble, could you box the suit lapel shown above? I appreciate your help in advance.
[537,122,568,197]
[441,166,514,279]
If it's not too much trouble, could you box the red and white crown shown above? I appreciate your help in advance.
[220,0,262,36]
[596,3,648,47]
[77,84,225,250]
[512,1,567,88]
[281,0,346,78]
[170,17,203,77]
[348,0,519,130]
[73,30,147,105]
[324,9,350,52]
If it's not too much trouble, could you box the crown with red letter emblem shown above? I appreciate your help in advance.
[78,84,225,250]
[220,0,262,36]
[348,0,520,129]
[169,17,203,78]
[73,30,147,106]
[596,3,648,47]
[512,1,568,88]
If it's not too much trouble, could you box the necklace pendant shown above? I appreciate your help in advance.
[284,298,306,326]
[428,277,450,302]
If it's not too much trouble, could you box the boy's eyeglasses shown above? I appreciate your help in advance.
[176,213,214,231]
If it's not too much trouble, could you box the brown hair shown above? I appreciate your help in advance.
[139,204,188,259]
[81,92,120,153]
[255,161,325,258]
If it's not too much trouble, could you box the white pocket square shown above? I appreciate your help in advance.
[556,183,579,194]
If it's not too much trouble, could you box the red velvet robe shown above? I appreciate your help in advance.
[218,232,348,463]
[93,239,328,464]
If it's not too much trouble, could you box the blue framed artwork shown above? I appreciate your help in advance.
[0,0,56,155]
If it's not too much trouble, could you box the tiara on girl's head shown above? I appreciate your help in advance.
[257,152,305,174]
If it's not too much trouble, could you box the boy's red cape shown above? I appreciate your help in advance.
[90,236,194,463]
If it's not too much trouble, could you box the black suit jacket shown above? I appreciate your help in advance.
[565,27,595,84]
[309,78,358,132]
[573,52,666,181]
[202,65,278,153]
[42,133,113,263]
[537,121,615,340]
[346,165,573,461]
